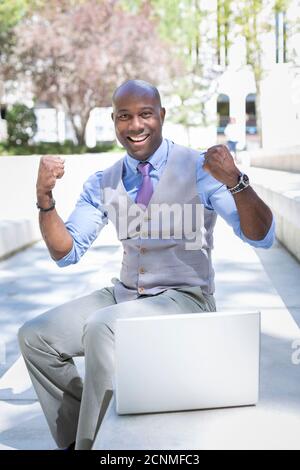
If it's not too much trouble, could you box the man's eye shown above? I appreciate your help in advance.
[118,114,128,120]
[141,112,151,118]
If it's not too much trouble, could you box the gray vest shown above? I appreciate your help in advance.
[101,143,217,302]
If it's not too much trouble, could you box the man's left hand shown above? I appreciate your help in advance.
[203,145,241,188]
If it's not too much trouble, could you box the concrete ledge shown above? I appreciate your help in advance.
[92,219,300,451]
[248,167,300,262]
[243,147,300,172]
[0,219,40,260]
[93,312,300,450]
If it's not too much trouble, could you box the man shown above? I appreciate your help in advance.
[18,79,275,451]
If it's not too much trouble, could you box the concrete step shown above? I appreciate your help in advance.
[247,165,300,262]
[0,219,40,260]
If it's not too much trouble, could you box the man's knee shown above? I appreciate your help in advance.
[18,320,39,353]
[83,307,114,343]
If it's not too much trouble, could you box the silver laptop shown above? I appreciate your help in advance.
[114,310,260,415]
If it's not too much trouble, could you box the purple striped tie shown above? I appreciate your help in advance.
[135,162,153,209]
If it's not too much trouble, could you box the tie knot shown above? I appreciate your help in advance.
[137,161,151,176]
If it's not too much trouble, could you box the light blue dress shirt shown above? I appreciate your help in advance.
[57,138,275,267]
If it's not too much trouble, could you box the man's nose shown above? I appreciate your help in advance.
[128,116,144,133]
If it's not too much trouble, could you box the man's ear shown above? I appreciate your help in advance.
[160,107,166,123]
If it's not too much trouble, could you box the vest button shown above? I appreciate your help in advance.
[142,231,148,237]
[139,267,145,274]
[144,215,151,221]
[140,248,146,254]
[138,287,145,294]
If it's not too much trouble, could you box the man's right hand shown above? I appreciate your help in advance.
[36,156,65,205]
[36,155,73,260]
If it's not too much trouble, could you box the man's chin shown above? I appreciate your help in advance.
[125,144,153,161]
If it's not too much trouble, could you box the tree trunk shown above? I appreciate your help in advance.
[74,126,85,146]
[69,113,90,146]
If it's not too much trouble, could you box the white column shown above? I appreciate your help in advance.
[261,64,299,149]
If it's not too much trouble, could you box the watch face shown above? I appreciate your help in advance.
[242,173,249,184]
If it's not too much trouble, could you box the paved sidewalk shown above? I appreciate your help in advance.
[0,217,300,450]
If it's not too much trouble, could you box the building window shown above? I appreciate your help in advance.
[245,94,257,134]
[217,94,230,134]
[0,105,7,120]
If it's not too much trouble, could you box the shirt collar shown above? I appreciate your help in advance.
[124,138,168,174]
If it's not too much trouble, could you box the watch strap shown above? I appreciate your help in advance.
[227,173,250,195]
[36,198,56,212]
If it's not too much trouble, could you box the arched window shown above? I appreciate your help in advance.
[0,105,7,120]
[245,94,257,134]
[217,94,230,134]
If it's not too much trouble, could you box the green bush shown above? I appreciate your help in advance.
[0,140,121,156]
[6,103,37,145]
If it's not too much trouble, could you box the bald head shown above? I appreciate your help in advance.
[111,79,166,161]
[112,79,162,109]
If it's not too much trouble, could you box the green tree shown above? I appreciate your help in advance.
[123,0,206,71]
[6,103,37,145]
[14,0,176,145]
[0,0,29,101]
[217,0,234,66]
[0,0,28,57]
[122,0,220,139]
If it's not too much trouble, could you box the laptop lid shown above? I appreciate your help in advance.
[114,310,260,415]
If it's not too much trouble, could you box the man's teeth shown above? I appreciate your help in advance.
[129,135,148,142]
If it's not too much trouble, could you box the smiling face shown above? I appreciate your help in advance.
[111,82,166,161]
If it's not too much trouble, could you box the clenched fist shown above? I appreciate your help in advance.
[36,156,65,197]
[203,145,240,188]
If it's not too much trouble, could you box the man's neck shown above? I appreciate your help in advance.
[128,138,163,162]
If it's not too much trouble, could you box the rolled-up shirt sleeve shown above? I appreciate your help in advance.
[197,153,275,249]
[55,171,108,267]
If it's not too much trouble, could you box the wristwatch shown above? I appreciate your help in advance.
[36,198,56,212]
[227,173,250,195]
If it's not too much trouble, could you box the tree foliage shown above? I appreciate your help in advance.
[13,0,180,144]
[122,0,206,70]
[122,0,221,132]
[0,0,28,38]
[2,0,297,147]
[0,0,29,61]
[6,103,37,145]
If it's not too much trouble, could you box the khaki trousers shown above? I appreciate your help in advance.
[18,285,216,450]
